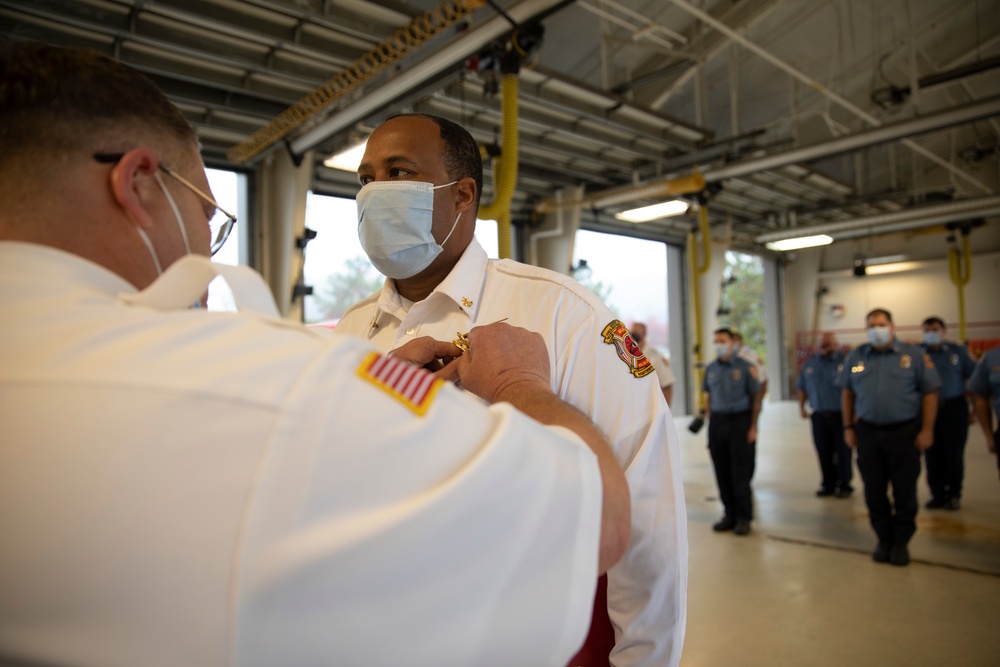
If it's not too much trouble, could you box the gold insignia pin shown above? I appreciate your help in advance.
[461,297,473,307]
[452,318,507,353]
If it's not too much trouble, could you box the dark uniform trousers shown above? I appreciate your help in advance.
[925,396,969,500]
[708,410,754,522]
[856,419,921,545]
[810,410,853,491]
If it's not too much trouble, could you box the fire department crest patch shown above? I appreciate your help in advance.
[601,319,655,378]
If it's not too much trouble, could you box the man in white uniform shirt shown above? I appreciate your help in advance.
[0,42,631,667]
[338,114,688,667]
[631,321,676,407]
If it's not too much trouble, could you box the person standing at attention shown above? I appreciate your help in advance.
[919,316,976,510]
[703,327,761,536]
[631,321,675,408]
[839,308,940,567]
[796,332,853,498]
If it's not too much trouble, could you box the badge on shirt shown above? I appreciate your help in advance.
[950,354,959,366]
[732,369,743,381]
[356,352,443,416]
[923,354,934,368]
[601,319,655,378]
[900,355,911,369]
[852,362,865,373]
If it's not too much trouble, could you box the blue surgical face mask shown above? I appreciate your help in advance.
[868,326,892,347]
[714,342,731,358]
[357,180,460,279]
[923,331,943,346]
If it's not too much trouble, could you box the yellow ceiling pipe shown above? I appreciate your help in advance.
[948,231,972,341]
[478,73,520,260]
[228,0,487,164]
[689,205,712,414]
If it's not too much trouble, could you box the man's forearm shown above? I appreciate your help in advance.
[974,396,994,442]
[921,392,938,431]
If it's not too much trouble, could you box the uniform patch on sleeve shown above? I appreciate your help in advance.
[749,365,760,379]
[601,319,655,378]
[356,352,443,416]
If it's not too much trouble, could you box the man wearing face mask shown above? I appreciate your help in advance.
[702,327,761,536]
[337,114,688,667]
[920,317,976,510]
[796,332,853,498]
[0,43,634,666]
[838,309,941,566]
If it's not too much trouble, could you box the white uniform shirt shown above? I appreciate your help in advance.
[737,345,768,384]
[0,241,604,667]
[647,349,676,390]
[338,239,689,667]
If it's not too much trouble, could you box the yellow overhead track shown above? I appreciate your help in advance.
[228,0,487,164]
[532,171,706,215]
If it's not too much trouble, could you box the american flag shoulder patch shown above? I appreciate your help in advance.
[356,352,443,416]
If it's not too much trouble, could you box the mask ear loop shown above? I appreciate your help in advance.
[136,226,164,276]
[439,212,461,248]
[155,171,192,255]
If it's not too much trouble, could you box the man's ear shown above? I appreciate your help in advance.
[454,176,479,215]
[109,147,161,230]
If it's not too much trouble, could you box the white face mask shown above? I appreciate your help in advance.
[136,171,192,277]
[357,180,460,280]
[868,326,892,347]
[923,331,943,346]
[714,342,731,358]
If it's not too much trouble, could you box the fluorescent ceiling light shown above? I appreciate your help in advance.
[765,234,833,251]
[864,261,920,275]
[323,139,367,172]
[615,200,688,223]
[864,254,907,266]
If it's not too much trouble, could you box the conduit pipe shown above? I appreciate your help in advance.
[948,232,972,341]
[755,195,1000,243]
[533,171,706,214]
[665,0,994,195]
[689,205,712,414]
[287,0,567,159]
[229,0,488,163]
[478,73,520,259]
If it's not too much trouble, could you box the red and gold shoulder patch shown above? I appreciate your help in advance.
[356,352,443,415]
[749,365,760,379]
[601,319,655,378]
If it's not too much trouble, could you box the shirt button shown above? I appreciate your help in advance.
[405,327,417,335]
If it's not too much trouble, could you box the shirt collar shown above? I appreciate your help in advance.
[374,238,488,323]
[0,241,135,296]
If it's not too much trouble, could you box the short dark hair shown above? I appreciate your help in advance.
[390,113,483,208]
[714,327,734,338]
[866,308,893,324]
[0,40,196,177]
[922,316,946,329]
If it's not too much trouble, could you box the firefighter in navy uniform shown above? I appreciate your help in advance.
[920,316,976,510]
[703,327,761,536]
[970,346,1000,480]
[839,309,941,567]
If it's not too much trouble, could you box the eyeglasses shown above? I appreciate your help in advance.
[94,153,237,255]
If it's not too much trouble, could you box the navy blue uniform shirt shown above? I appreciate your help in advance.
[921,341,976,400]
[970,347,1000,417]
[796,351,845,412]
[837,340,941,425]
[703,355,761,413]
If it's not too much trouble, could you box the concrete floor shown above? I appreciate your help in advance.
[677,401,1000,667]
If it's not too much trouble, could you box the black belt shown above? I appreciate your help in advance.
[713,409,750,418]
[858,418,917,430]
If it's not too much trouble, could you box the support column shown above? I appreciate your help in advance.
[529,186,584,273]
[257,149,313,319]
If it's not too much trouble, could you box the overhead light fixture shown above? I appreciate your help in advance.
[765,234,833,251]
[864,254,907,266]
[323,139,367,172]
[864,261,920,275]
[615,200,688,223]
